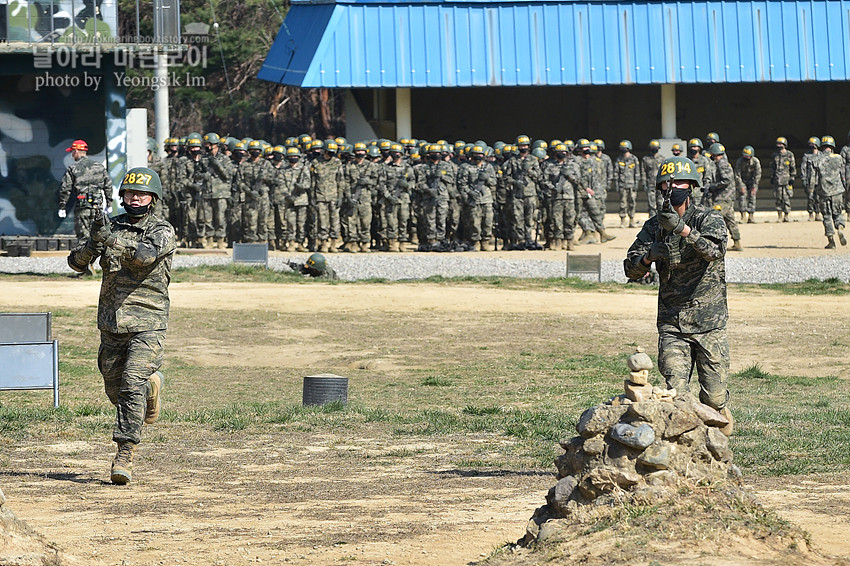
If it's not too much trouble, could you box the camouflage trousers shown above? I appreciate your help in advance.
[447,198,462,241]
[463,202,494,242]
[98,329,166,445]
[511,195,538,243]
[198,198,228,240]
[550,198,577,240]
[658,327,729,410]
[178,199,198,244]
[713,200,740,241]
[315,201,340,240]
[645,185,658,217]
[421,198,448,242]
[227,202,243,245]
[618,187,638,220]
[819,194,846,237]
[806,186,820,215]
[73,206,100,243]
[737,186,758,215]
[242,195,270,242]
[384,199,411,241]
[344,201,372,243]
[773,183,793,213]
[287,205,308,244]
[577,196,605,233]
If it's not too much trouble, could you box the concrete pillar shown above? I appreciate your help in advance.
[661,84,676,139]
[396,87,412,140]
[154,51,169,158]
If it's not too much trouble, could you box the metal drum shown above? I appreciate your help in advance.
[302,373,348,406]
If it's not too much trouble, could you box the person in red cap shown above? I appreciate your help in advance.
[58,139,113,273]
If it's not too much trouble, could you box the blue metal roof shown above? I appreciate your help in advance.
[258,0,850,88]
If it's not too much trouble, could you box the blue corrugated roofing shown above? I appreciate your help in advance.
[258,0,850,88]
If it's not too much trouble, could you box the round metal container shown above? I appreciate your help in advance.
[302,373,348,406]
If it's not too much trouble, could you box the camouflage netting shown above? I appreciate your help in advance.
[521,348,739,546]
[0,486,78,565]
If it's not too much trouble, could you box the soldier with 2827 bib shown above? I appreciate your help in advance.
[67,167,177,485]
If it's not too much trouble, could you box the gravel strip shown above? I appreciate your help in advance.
[2,252,849,283]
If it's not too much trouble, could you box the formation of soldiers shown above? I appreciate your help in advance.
[145,130,850,252]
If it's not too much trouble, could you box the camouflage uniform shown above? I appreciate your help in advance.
[342,157,380,249]
[814,151,847,240]
[800,149,821,217]
[274,159,312,250]
[182,154,206,246]
[614,152,640,224]
[457,159,497,247]
[148,154,166,220]
[624,203,730,411]
[504,153,541,245]
[494,159,512,248]
[310,156,345,248]
[841,142,850,213]
[770,149,796,217]
[379,159,415,246]
[640,151,667,216]
[58,156,113,243]
[541,156,580,244]
[202,150,233,246]
[235,157,275,242]
[734,155,762,218]
[417,158,453,243]
[67,211,176,446]
[704,156,740,242]
[160,154,189,241]
[443,159,462,242]
[577,154,607,236]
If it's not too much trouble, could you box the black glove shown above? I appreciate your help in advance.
[659,211,685,234]
[645,241,669,263]
[90,211,116,246]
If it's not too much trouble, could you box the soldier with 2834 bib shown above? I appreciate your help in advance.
[624,156,733,436]
[68,167,176,484]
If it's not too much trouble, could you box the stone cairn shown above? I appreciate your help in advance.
[522,347,738,544]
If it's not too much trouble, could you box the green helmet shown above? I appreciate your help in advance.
[775,136,788,147]
[619,139,632,151]
[186,136,203,149]
[203,132,220,145]
[531,139,548,150]
[226,137,239,151]
[688,138,703,150]
[706,132,720,144]
[593,138,605,150]
[742,145,755,157]
[187,132,202,141]
[531,147,547,160]
[306,253,326,273]
[119,167,162,200]
[821,135,836,148]
[708,142,726,155]
[655,156,701,188]
[516,134,531,146]
[808,136,821,148]
[367,146,382,158]
[147,137,157,153]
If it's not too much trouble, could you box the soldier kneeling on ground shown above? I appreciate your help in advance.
[288,252,338,280]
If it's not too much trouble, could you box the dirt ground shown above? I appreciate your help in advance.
[1,216,849,566]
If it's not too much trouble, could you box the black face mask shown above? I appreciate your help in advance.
[123,201,151,217]
[669,188,690,207]
[287,157,300,163]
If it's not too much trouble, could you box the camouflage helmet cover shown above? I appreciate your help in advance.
[655,156,702,188]
[119,167,163,200]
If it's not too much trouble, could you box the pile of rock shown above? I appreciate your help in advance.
[0,486,76,565]
[523,348,738,545]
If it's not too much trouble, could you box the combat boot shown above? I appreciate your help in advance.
[319,240,329,253]
[747,214,755,224]
[565,239,574,251]
[783,212,790,222]
[599,230,616,243]
[472,240,481,252]
[481,239,494,251]
[628,216,636,228]
[730,239,743,251]
[359,242,371,253]
[825,236,836,249]
[839,230,847,246]
[388,238,400,252]
[110,442,135,485]
[809,212,815,221]
[777,211,783,222]
[550,238,560,251]
[620,217,628,228]
[577,230,591,244]
[326,239,338,253]
[267,239,276,251]
[145,371,164,424]
[295,242,308,252]
[740,212,748,224]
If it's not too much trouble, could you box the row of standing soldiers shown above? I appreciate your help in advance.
[147,131,849,252]
[149,133,624,253]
